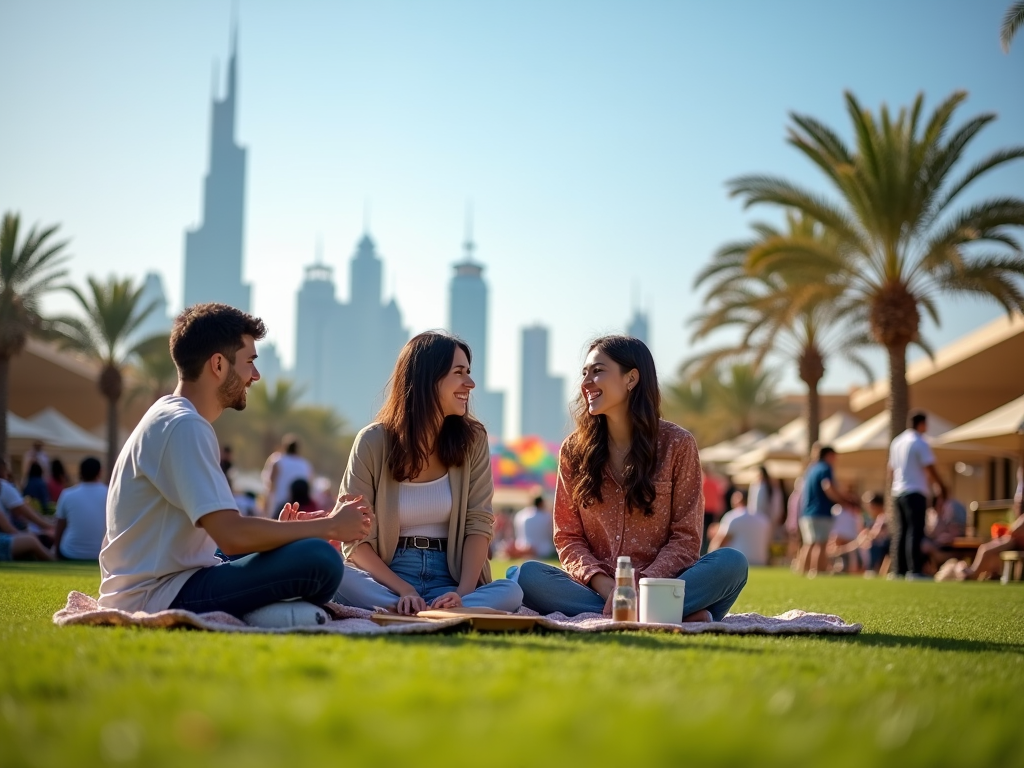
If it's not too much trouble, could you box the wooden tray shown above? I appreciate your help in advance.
[369,609,541,632]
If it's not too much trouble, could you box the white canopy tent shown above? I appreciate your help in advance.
[27,408,107,452]
[934,395,1024,475]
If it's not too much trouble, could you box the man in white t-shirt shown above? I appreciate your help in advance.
[709,490,771,566]
[54,457,107,560]
[513,496,555,558]
[98,302,373,617]
[888,411,947,579]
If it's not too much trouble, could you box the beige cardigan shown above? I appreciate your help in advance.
[339,423,494,585]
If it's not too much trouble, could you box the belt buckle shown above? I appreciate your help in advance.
[411,536,432,550]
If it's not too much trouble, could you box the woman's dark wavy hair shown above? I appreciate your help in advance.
[377,331,484,482]
[563,335,661,516]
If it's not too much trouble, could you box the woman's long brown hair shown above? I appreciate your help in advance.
[377,331,484,481]
[562,335,661,516]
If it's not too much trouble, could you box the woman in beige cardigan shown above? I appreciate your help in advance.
[334,331,523,614]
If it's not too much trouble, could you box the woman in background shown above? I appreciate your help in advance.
[513,336,748,622]
[333,331,522,614]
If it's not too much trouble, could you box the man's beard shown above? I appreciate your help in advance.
[218,367,248,411]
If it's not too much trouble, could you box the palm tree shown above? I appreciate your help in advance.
[50,276,156,476]
[690,213,877,454]
[1003,1,1024,51]
[729,91,1024,442]
[0,213,70,458]
[127,333,176,407]
[246,379,306,458]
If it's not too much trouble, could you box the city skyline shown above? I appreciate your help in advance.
[4,1,1023,438]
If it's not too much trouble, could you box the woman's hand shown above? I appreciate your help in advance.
[429,592,463,610]
[395,591,428,615]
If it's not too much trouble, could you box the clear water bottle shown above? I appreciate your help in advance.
[612,555,637,622]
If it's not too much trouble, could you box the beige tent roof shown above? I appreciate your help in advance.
[849,313,1024,424]
[699,430,766,465]
[832,411,1005,469]
[934,395,1024,453]
[727,411,862,475]
[6,412,54,442]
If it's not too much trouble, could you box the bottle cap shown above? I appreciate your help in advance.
[617,556,632,568]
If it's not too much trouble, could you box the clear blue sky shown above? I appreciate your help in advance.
[3,0,1022,434]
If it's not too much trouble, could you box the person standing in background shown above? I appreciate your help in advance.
[21,441,50,483]
[888,411,947,580]
[262,435,313,519]
[701,465,726,555]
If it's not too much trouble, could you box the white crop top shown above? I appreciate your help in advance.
[397,474,452,538]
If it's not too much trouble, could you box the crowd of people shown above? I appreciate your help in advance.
[3,300,1021,625]
[0,451,108,562]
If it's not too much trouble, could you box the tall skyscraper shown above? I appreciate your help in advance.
[448,221,505,440]
[132,272,173,343]
[626,308,650,345]
[294,234,409,429]
[183,24,251,312]
[520,325,567,443]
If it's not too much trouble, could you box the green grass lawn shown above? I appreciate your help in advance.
[1,562,1023,768]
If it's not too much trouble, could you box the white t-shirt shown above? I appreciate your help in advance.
[0,479,25,519]
[55,482,108,560]
[717,506,771,566]
[98,396,238,613]
[514,506,555,558]
[888,429,936,496]
[270,453,313,510]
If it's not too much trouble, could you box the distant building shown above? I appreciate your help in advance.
[257,341,284,391]
[520,325,567,443]
[132,272,173,342]
[294,234,408,430]
[626,307,650,346]
[182,25,251,312]
[448,225,505,440]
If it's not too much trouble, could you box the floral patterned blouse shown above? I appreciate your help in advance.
[553,420,704,586]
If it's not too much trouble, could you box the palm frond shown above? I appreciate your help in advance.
[1002,0,1024,51]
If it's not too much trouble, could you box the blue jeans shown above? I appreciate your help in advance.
[169,539,344,618]
[509,548,749,621]
[334,546,524,612]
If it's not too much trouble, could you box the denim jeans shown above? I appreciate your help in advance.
[169,538,344,618]
[334,546,523,612]
[509,547,749,621]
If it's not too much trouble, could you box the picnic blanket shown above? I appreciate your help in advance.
[54,591,861,636]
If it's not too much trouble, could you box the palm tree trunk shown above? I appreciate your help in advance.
[803,376,822,458]
[886,342,909,444]
[106,394,120,482]
[0,355,9,460]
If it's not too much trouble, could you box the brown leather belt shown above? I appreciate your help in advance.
[398,536,448,552]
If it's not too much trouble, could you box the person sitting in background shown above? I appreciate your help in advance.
[48,459,71,504]
[509,496,556,559]
[21,462,50,512]
[54,457,107,561]
[922,498,967,571]
[936,469,1023,582]
[829,491,865,574]
[0,458,54,560]
[828,492,890,577]
[262,436,313,519]
[289,478,319,513]
[21,440,50,483]
[0,458,55,542]
[709,489,771,566]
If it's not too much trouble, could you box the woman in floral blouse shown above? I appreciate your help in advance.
[511,335,748,622]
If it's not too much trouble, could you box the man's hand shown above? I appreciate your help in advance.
[326,494,373,542]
